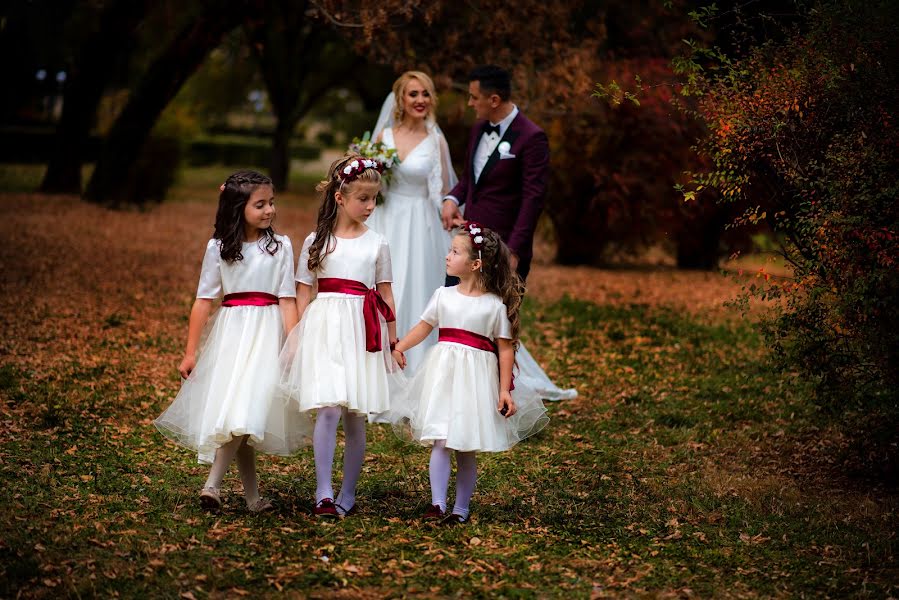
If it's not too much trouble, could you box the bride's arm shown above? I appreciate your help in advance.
[438,133,455,196]
[438,132,463,228]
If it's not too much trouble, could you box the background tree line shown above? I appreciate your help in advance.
[2,0,741,268]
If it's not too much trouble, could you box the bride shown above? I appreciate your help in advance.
[367,71,576,400]
[366,71,453,371]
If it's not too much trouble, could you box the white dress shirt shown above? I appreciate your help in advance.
[473,105,518,182]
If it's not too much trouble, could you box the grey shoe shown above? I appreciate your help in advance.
[199,487,222,511]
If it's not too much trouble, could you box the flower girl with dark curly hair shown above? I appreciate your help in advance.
[390,222,549,525]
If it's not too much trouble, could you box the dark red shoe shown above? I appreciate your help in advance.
[313,498,339,518]
[439,513,468,526]
[421,504,445,522]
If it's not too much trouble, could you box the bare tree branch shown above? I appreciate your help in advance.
[308,0,364,28]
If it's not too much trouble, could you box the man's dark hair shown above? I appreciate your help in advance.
[469,65,511,101]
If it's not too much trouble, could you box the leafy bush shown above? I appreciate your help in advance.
[546,58,751,267]
[681,1,899,407]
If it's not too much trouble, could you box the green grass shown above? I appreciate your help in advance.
[0,164,95,193]
[1,297,896,597]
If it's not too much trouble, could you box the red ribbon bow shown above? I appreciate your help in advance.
[318,278,395,352]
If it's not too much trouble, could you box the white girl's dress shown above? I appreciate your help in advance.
[155,236,312,464]
[279,229,398,417]
[393,286,549,452]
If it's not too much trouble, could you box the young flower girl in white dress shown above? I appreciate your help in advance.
[390,222,549,524]
[279,155,399,518]
[155,170,311,513]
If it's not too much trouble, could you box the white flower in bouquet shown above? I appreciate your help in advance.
[349,130,400,204]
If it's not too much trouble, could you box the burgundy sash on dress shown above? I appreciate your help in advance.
[318,277,395,353]
[438,327,515,390]
[438,327,497,353]
[222,292,279,307]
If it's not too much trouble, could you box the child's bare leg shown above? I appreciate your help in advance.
[204,435,243,490]
[335,409,366,515]
[429,440,452,513]
[313,406,342,503]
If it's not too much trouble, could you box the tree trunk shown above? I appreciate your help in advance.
[40,0,149,195]
[675,208,727,270]
[270,120,295,191]
[246,1,364,191]
[245,1,309,192]
[84,2,245,205]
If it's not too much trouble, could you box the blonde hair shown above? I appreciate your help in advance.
[392,71,438,125]
[308,154,381,272]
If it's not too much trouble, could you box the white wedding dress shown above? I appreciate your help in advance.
[366,93,577,400]
[367,125,451,371]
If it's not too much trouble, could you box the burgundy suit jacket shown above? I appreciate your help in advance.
[448,111,549,279]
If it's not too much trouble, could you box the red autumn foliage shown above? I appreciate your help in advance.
[316,0,740,267]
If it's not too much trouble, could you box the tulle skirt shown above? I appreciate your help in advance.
[154,304,313,464]
[388,342,549,452]
[516,343,578,401]
[279,294,400,417]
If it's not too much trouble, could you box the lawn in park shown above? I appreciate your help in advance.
[1,175,895,597]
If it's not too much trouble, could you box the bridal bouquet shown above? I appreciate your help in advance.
[349,131,400,204]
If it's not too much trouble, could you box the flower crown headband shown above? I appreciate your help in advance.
[464,221,485,266]
[338,158,384,184]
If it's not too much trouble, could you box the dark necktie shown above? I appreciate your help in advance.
[482,123,500,137]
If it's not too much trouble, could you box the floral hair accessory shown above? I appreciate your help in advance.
[338,158,384,183]
[219,183,226,192]
[348,131,399,205]
[464,221,485,266]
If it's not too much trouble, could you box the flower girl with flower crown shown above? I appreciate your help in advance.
[279,154,400,518]
[389,223,549,524]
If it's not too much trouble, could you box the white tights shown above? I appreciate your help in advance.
[203,435,260,507]
[429,440,477,519]
[313,406,367,514]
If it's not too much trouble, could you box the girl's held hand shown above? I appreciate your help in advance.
[498,391,516,418]
[391,349,406,369]
[178,355,197,379]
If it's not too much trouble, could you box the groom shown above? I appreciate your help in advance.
[441,64,549,281]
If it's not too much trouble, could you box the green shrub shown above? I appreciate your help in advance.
[681,0,899,408]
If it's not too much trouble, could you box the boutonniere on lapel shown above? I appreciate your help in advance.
[497,141,516,159]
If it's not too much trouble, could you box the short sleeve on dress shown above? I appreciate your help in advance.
[196,239,222,299]
[375,234,393,284]
[420,287,442,326]
[278,236,297,298]
[492,298,513,340]
[296,233,316,286]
